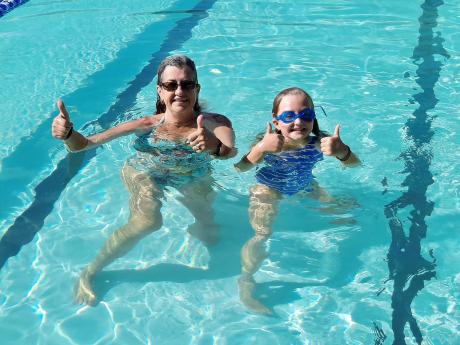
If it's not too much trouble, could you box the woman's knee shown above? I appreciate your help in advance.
[128,212,163,235]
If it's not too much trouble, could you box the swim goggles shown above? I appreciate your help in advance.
[276,108,316,123]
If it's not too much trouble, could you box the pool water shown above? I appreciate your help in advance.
[1,0,459,344]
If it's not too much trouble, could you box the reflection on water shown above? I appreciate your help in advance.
[373,321,387,345]
[383,1,450,344]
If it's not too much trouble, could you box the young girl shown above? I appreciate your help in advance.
[234,87,360,314]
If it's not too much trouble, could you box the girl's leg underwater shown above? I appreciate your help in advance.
[239,184,281,314]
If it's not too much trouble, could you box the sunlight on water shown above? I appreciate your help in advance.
[0,0,459,344]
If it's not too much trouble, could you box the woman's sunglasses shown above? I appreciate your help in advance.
[160,80,199,92]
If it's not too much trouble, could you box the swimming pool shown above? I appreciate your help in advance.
[1,0,459,344]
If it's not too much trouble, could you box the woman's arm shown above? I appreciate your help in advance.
[67,118,152,152]
[203,113,237,159]
[52,100,153,152]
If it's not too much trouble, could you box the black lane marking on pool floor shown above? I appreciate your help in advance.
[0,0,217,271]
[383,0,449,344]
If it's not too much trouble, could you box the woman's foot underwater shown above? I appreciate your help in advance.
[75,269,98,306]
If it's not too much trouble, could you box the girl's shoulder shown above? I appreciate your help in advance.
[304,135,320,145]
[307,136,323,152]
[308,135,320,143]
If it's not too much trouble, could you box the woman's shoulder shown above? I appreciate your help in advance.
[141,114,163,125]
[131,114,161,135]
[201,112,232,127]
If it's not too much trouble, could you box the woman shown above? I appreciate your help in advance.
[52,55,236,305]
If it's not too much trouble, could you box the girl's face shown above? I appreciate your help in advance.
[157,65,200,115]
[273,93,314,143]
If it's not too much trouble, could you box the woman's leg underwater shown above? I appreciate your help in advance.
[75,164,164,305]
[177,175,219,246]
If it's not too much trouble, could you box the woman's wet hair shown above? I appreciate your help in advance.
[155,55,202,114]
[272,87,323,138]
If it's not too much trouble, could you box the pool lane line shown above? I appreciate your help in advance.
[0,0,217,271]
[0,0,29,18]
[0,1,210,221]
[383,0,450,343]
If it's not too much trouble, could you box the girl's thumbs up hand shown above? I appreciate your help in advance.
[258,122,284,153]
[320,124,348,158]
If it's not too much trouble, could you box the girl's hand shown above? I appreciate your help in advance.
[235,123,284,170]
[51,100,73,140]
[258,123,284,153]
[188,115,211,153]
[320,124,349,159]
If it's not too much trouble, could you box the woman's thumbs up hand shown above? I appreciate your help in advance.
[51,99,73,140]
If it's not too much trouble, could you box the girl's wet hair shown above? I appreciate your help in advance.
[272,87,323,138]
[155,55,202,114]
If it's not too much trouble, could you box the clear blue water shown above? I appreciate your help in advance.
[1,0,459,344]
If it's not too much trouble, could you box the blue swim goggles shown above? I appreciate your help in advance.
[276,108,316,123]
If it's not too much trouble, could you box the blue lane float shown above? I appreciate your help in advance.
[0,0,29,18]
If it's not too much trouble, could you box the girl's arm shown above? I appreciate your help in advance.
[235,123,284,172]
[319,124,361,167]
[335,146,360,166]
[234,144,265,172]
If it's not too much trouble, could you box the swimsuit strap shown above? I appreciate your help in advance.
[145,114,166,137]
[157,114,166,125]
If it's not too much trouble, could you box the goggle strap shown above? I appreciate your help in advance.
[317,105,328,117]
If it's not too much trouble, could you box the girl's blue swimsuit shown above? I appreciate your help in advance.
[255,137,323,195]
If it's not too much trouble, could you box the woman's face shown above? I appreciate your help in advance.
[157,65,200,115]
[273,93,314,142]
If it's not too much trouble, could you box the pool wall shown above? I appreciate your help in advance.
[0,0,29,17]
